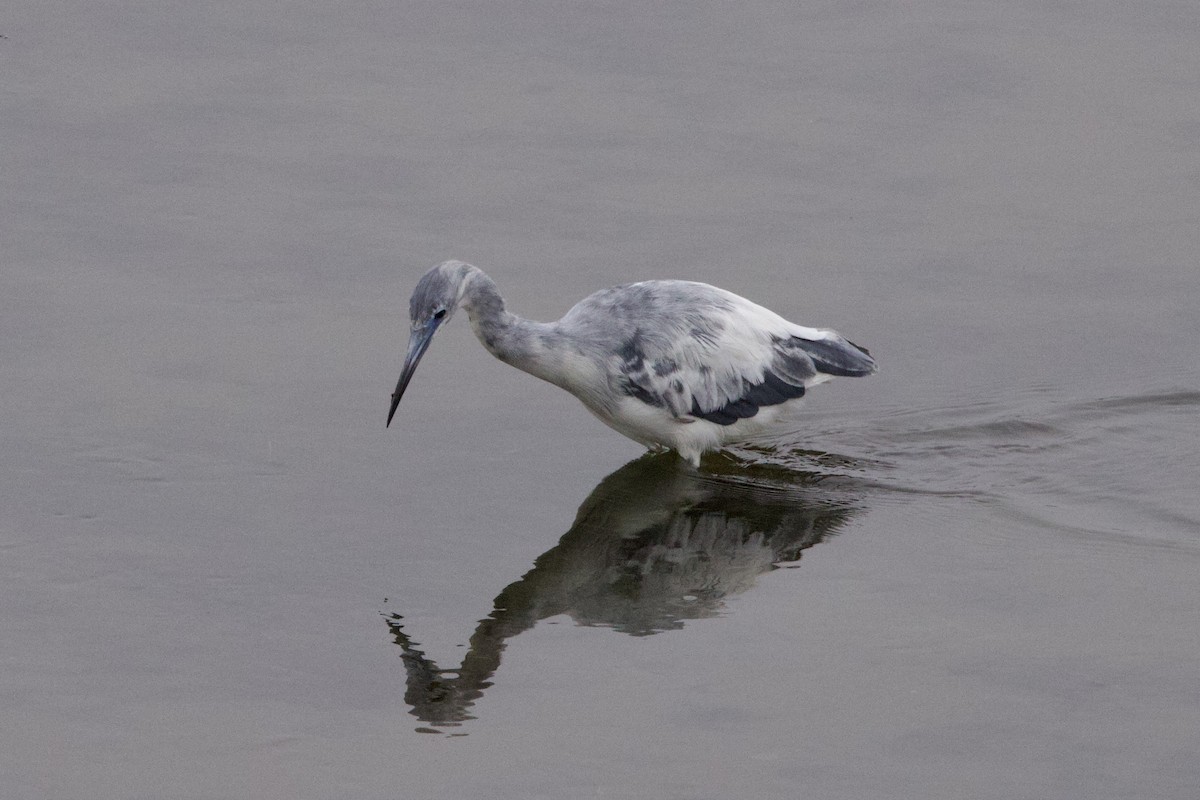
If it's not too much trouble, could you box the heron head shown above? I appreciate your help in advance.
[387,261,475,427]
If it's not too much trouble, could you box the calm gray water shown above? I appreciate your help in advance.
[4,2,1199,798]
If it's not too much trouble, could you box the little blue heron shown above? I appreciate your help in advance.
[388,260,877,466]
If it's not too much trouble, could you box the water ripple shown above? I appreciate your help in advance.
[772,386,1200,549]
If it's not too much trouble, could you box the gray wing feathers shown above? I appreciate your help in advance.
[565,280,875,426]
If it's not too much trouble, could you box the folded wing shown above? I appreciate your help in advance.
[603,283,876,426]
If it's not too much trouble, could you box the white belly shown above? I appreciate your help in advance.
[584,396,809,467]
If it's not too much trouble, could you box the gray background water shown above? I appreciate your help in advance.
[4,2,1199,798]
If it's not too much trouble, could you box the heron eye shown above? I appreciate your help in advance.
[433,308,447,320]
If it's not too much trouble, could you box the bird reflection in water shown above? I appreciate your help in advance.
[384,452,867,732]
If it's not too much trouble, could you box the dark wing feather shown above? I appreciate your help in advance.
[689,367,807,425]
[790,336,876,377]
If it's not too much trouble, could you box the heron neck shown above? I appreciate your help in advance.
[461,269,556,376]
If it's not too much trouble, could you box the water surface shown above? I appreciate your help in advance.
[3,2,1198,798]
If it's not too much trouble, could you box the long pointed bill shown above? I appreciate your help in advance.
[387,319,441,427]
